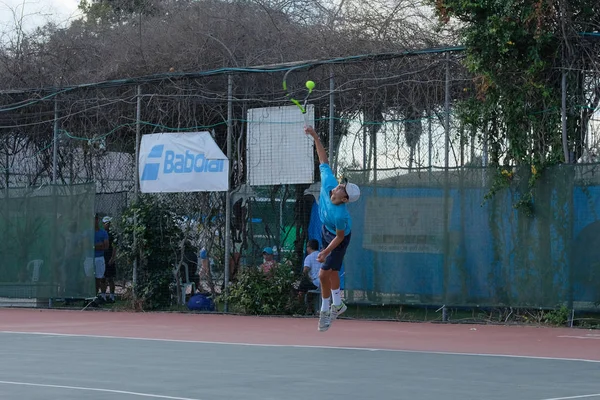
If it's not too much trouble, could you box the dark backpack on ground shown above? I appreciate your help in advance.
[187,293,215,311]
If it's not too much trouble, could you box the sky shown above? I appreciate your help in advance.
[0,0,81,41]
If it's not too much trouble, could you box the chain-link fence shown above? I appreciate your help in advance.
[1,47,599,311]
[343,164,600,311]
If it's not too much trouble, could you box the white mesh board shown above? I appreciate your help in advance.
[246,105,315,186]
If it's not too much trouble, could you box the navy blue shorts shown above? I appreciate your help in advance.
[321,225,351,272]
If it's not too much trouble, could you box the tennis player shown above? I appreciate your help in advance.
[304,125,360,332]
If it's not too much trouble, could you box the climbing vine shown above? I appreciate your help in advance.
[432,0,594,210]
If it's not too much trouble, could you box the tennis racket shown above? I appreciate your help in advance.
[282,67,314,126]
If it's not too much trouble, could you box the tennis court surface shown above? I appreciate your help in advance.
[0,309,599,400]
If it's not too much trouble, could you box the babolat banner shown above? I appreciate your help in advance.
[139,132,229,193]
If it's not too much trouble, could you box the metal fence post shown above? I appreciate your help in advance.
[363,123,368,182]
[133,84,142,297]
[561,69,569,163]
[53,97,59,184]
[444,53,451,174]
[428,109,433,181]
[224,74,233,312]
[442,52,451,321]
[51,96,60,307]
[329,69,336,173]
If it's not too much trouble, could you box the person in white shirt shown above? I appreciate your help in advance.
[299,239,322,292]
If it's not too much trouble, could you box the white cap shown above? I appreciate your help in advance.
[102,216,112,223]
[345,182,360,203]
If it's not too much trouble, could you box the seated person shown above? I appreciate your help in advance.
[260,247,277,274]
[298,239,322,293]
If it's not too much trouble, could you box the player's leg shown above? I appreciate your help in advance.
[94,257,107,301]
[328,234,351,320]
[317,225,334,332]
[329,271,341,295]
[94,278,101,299]
[104,259,116,302]
[103,256,110,296]
[108,277,115,301]
[102,278,108,297]
[329,271,347,320]
[318,269,334,331]
[319,269,332,304]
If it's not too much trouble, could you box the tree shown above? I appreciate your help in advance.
[432,0,600,169]
[78,0,160,25]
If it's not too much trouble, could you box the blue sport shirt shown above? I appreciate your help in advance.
[319,163,351,236]
[95,229,109,258]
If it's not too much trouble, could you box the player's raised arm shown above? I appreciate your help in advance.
[304,126,328,165]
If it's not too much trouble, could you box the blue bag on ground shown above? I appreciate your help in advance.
[187,293,215,311]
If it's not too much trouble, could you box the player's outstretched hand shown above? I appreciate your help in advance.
[304,125,317,137]
[305,124,327,164]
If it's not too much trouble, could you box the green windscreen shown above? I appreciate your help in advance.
[0,183,96,300]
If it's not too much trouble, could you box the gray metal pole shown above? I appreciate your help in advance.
[442,52,451,322]
[482,119,489,186]
[329,69,335,173]
[363,116,368,180]
[445,52,451,171]
[561,70,569,163]
[224,74,233,312]
[53,97,59,184]
[4,135,8,196]
[428,110,433,180]
[373,125,377,191]
[135,85,142,196]
[482,122,489,167]
[133,85,142,294]
[51,96,59,306]
[460,123,465,168]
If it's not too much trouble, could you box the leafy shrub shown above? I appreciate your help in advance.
[115,195,184,310]
[544,305,570,326]
[221,262,303,315]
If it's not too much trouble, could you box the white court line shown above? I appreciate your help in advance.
[0,380,202,400]
[541,393,600,400]
[1,330,600,363]
[558,335,600,340]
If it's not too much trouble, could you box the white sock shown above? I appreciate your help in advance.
[331,288,341,306]
[321,297,331,312]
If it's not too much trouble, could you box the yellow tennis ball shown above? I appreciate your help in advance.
[306,80,315,90]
